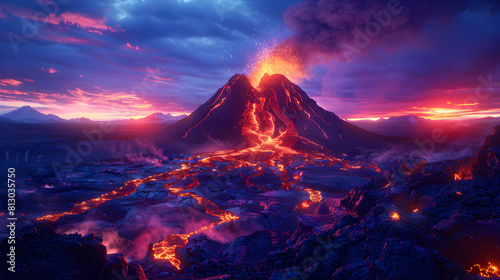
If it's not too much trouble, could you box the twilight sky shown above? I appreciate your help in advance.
[0,0,499,121]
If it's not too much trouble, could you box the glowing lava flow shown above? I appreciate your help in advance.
[152,192,238,269]
[37,175,164,222]
[301,188,322,208]
[37,145,380,269]
[468,262,500,277]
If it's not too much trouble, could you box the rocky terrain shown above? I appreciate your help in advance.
[0,127,498,280]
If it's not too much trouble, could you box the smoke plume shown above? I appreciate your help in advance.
[279,0,499,63]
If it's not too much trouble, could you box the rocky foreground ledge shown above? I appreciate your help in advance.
[1,126,499,280]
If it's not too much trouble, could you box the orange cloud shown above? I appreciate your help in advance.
[43,34,97,46]
[125,43,141,50]
[60,12,108,30]
[0,79,22,86]
[45,12,121,34]
[0,89,28,95]
[0,3,120,35]
[42,67,59,74]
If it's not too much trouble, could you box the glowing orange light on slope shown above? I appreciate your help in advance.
[456,166,474,180]
[240,86,298,149]
[468,262,500,277]
[183,97,226,138]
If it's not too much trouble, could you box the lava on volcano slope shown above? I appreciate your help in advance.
[156,74,394,154]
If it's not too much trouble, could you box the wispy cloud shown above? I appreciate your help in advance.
[0,79,22,86]
[42,68,58,74]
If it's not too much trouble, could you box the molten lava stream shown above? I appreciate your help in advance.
[152,191,238,269]
[301,188,322,208]
[36,175,165,222]
[468,262,499,277]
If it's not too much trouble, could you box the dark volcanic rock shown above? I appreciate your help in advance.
[179,233,223,266]
[222,230,290,263]
[0,223,149,280]
[476,125,500,177]
[0,223,107,280]
[368,239,468,280]
[340,186,384,217]
[101,253,148,280]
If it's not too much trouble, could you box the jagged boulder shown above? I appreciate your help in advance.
[178,233,222,266]
[0,223,107,280]
[101,253,148,280]
[341,186,384,217]
[223,230,289,263]
[476,126,500,177]
[368,239,468,280]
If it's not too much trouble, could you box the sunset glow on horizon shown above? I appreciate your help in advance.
[1,84,500,121]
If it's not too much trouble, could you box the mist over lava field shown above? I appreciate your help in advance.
[1,0,500,280]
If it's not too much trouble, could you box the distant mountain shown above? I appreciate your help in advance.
[350,115,454,138]
[70,117,92,122]
[155,74,398,153]
[0,116,18,127]
[1,106,65,123]
[350,115,498,146]
[459,116,500,126]
[0,116,16,123]
[385,115,429,124]
[138,112,187,122]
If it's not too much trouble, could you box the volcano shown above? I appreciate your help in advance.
[156,74,394,153]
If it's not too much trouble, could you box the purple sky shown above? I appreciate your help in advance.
[0,0,499,121]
